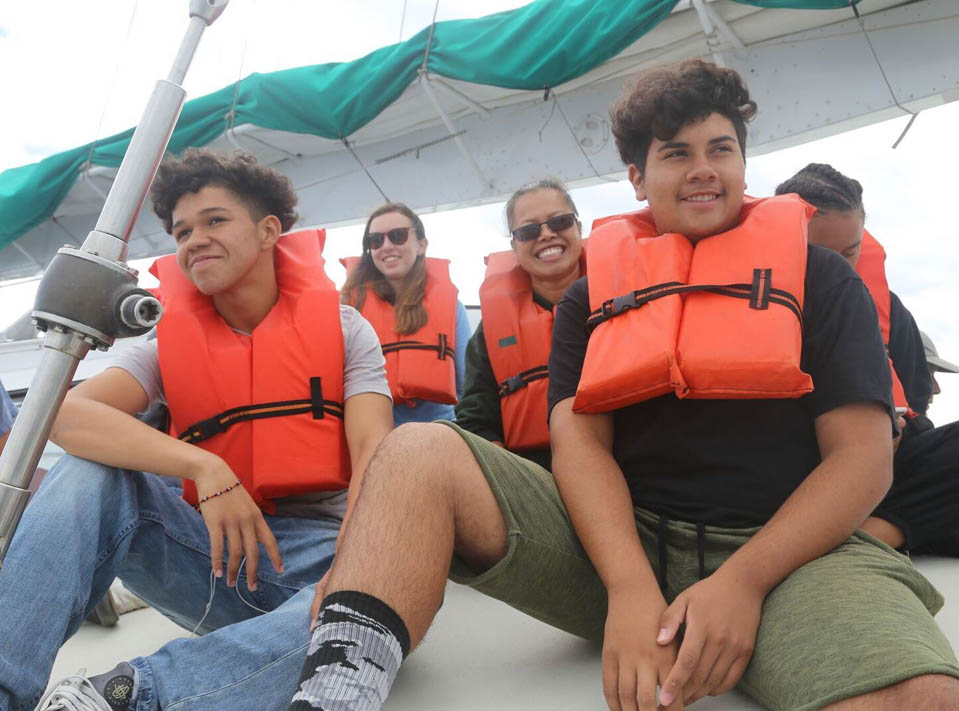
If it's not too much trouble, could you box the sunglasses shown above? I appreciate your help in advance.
[366,227,419,250]
[510,213,578,242]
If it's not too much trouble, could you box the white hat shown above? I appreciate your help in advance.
[921,331,959,373]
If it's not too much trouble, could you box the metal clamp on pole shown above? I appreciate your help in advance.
[0,0,230,567]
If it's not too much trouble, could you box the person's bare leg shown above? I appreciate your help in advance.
[324,422,508,647]
[824,674,959,710]
[860,516,905,549]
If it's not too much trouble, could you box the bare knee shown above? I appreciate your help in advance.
[826,674,959,710]
[364,422,473,494]
[365,423,508,569]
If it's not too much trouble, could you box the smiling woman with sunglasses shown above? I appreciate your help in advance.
[341,202,470,425]
[454,178,585,470]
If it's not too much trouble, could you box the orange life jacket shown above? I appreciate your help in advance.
[341,257,458,406]
[151,229,350,513]
[574,195,814,414]
[855,230,915,418]
[479,246,586,451]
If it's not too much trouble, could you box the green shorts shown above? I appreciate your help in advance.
[440,422,959,710]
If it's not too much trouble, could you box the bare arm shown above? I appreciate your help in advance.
[550,399,657,594]
[0,431,9,457]
[340,391,393,536]
[551,398,680,711]
[50,367,214,480]
[49,366,283,587]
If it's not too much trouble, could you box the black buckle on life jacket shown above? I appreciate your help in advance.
[191,417,226,440]
[502,374,526,394]
[601,292,639,319]
[437,333,449,360]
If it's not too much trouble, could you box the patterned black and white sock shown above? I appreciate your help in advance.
[290,591,411,711]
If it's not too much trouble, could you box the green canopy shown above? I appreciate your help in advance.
[0,0,857,254]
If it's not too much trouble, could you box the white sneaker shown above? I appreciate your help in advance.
[110,582,148,615]
[35,670,112,711]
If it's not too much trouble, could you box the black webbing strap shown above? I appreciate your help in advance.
[498,365,549,397]
[381,333,456,361]
[178,376,344,445]
[750,268,772,310]
[584,273,802,334]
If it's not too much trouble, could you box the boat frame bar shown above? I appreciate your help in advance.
[0,0,231,567]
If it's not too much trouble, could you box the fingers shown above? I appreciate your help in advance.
[617,665,640,711]
[207,521,224,579]
[657,596,688,646]
[602,653,621,710]
[711,652,751,697]
[659,621,703,707]
[682,637,722,703]
[242,525,260,591]
[601,660,662,711]
[226,525,242,587]
[257,518,284,574]
[635,667,659,711]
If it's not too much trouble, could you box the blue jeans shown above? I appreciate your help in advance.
[0,455,339,711]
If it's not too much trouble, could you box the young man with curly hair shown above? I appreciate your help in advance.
[290,61,958,711]
[0,149,393,711]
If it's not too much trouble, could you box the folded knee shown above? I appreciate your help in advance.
[364,423,472,491]
[37,455,129,503]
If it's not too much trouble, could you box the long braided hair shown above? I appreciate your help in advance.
[775,163,865,216]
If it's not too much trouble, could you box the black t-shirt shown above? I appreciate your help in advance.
[547,244,895,527]
[888,291,933,416]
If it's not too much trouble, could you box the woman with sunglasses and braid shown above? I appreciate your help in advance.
[341,203,470,425]
[455,179,585,469]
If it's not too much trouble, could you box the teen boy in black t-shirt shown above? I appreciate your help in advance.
[548,244,892,527]
[291,60,958,711]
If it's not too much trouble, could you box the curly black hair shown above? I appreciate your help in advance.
[610,59,757,174]
[150,148,299,234]
[775,163,865,216]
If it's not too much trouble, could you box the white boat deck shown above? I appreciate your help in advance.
[51,558,959,710]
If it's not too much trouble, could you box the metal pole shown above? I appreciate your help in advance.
[0,0,230,567]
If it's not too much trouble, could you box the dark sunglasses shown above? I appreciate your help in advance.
[366,226,419,250]
[510,213,578,242]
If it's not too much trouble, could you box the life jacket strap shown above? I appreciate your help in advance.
[178,376,344,444]
[586,272,802,334]
[498,365,549,397]
[381,333,456,361]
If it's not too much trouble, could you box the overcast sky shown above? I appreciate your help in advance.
[1,1,957,423]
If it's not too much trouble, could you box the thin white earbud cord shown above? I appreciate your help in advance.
[190,556,270,637]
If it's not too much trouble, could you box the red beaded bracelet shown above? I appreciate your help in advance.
[193,479,242,510]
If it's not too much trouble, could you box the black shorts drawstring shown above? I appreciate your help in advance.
[696,521,707,581]
[656,517,707,600]
[658,514,669,599]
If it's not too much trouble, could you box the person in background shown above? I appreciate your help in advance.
[777,164,959,557]
[455,178,585,470]
[341,203,470,425]
[922,330,959,405]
